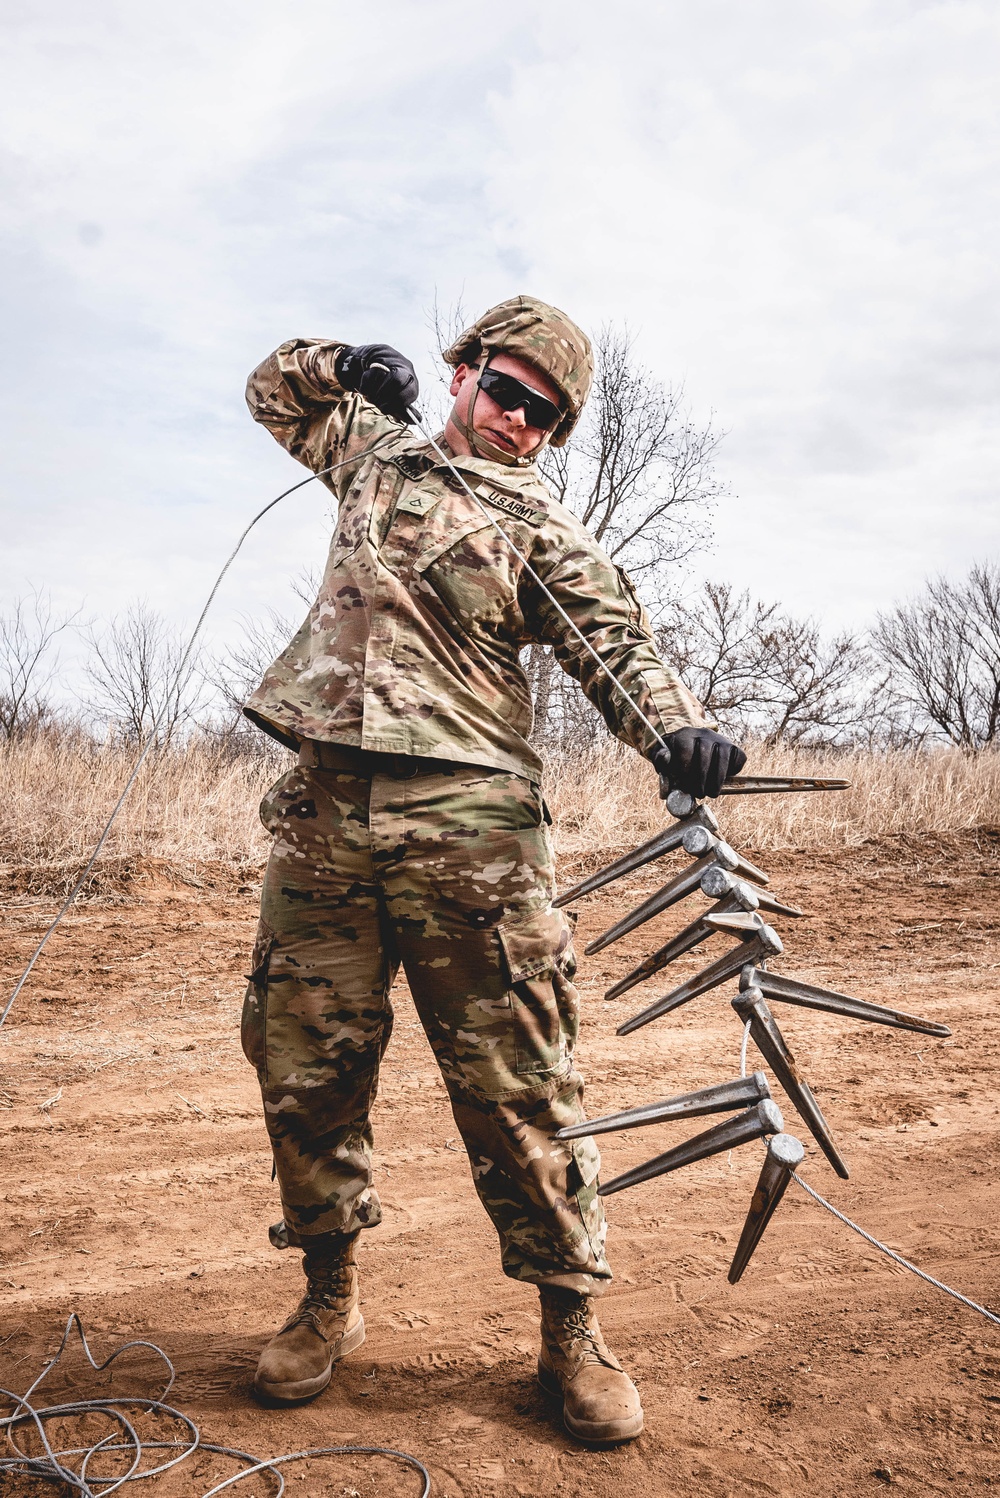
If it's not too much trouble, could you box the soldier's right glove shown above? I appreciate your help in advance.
[336,343,419,423]
[653,727,747,800]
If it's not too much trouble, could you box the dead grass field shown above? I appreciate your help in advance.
[3,734,1000,891]
[1,740,999,1495]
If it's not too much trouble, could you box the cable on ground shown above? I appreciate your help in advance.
[0,1314,431,1496]
[732,1027,1000,1329]
[789,1172,1000,1328]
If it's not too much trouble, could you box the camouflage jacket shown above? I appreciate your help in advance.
[243,338,713,780]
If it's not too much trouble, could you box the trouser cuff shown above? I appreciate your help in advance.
[269,1218,372,1251]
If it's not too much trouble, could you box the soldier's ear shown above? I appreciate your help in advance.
[449,362,479,399]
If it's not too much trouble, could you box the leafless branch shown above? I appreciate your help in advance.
[84,602,207,745]
[873,562,1000,746]
[540,325,722,587]
[657,582,871,745]
[0,590,80,738]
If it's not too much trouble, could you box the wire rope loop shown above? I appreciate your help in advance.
[0,1316,431,1497]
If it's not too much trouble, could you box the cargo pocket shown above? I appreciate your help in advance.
[241,919,275,1074]
[258,768,307,834]
[567,1133,602,1198]
[497,908,580,1078]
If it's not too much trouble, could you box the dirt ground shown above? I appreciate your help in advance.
[1,829,999,1496]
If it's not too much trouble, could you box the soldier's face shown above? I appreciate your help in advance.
[447,352,563,460]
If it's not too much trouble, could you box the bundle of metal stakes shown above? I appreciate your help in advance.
[553,776,952,1283]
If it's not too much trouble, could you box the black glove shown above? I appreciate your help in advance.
[653,727,747,800]
[337,343,419,423]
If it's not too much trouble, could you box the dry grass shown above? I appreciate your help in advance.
[545,739,1000,857]
[0,732,286,883]
[2,732,1000,892]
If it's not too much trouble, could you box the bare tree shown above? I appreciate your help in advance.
[658,582,870,745]
[662,583,783,728]
[531,328,725,748]
[84,603,206,745]
[212,608,298,720]
[424,295,471,427]
[758,617,869,745]
[540,326,722,584]
[207,569,322,755]
[873,562,1000,746]
[0,590,79,738]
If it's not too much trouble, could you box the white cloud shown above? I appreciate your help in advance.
[1,0,997,688]
[483,1,1000,621]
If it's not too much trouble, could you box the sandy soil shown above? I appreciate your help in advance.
[1,830,999,1496]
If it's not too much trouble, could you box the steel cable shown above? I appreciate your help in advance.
[0,1314,431,1496]
[2,410,674,1027]
[0,436,398,1030]
[732,1027,1000,1329]
[789,1172,1000,1328]
[407,409,670,755]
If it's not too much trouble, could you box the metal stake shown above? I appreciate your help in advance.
[618,925,784,1036]
[555,1072,771,1140]
[740,965,951,1038]
[732,987,850,1180]
[553,803,719,909]
[599,1099,784,1196]
[728,1132,806,1283]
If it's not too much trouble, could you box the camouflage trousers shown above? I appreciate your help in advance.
[242,744,611,1296]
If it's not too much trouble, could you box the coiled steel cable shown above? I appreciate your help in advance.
[0,1314,431,1496]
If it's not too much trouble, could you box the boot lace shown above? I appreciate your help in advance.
[547,1300,616,1372]
[552,1302,604,1360]
[283,1265,353,1335]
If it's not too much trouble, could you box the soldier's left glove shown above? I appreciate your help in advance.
[653,727,747,800]
[336,343,419,423]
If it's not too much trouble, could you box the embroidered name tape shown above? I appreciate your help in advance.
[390,452,434,482]
[475,487,546,525]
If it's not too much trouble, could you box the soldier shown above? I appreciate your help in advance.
[240,295,746,1444]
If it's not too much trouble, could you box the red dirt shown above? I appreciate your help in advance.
[1,834,999,1496]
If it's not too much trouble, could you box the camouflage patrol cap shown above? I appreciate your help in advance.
[442,294,593,446]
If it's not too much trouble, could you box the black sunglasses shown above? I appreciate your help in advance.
[477,367,564,431]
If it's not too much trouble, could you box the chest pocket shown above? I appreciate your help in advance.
[412,511,526,634]
[413,513,494,572]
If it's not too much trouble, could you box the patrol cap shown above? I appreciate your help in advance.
[442,294,593,446]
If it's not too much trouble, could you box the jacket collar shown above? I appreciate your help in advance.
[392,432,546,495]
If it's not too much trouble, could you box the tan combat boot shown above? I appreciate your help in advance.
[254,1233,365,1404]
[537,1289,644,1445]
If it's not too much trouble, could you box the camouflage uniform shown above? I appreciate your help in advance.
[242,299,711,1295]
[244,746,608,1292]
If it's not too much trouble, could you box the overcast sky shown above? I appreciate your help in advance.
[2,1,998,686]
